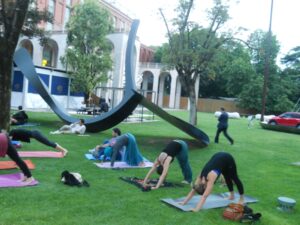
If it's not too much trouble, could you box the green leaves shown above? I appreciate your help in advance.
[61,0,113,96]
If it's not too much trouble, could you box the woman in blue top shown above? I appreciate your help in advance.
[180,152,244,212]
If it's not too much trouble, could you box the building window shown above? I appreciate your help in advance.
[20,40,33,58]
[64,0,71,28]
[42,40,58,68]
[42,44,53,67]
[47,0,55,30]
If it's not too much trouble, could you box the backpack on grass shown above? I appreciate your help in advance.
[61,170,89,187]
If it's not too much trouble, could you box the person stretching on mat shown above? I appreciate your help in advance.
[89,128,122,159]
[179,152,244,212]
[110,133,144,167]
[143,140,192,190]
[9,129,68,156]
[0,132,34,183]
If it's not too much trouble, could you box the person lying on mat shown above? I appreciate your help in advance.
[9,129,68,156]
[143,140,192,190]
[89,128,123,160]
[110,133,144,167]
[0,132,34,183]
[179,152,244,212]
[50,119,86,135]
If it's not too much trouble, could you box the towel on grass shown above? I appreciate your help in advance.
[18,151,64,158]
[0,173,38,188]
[0,160,35,170]
[120,177,183,192]
[162,192,258,211]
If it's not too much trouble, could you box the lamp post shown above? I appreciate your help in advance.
[261,0,274,121]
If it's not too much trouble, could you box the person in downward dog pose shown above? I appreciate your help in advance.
[9,129,68,156]
[143,140,192,190]
[179,152,244,212]
[0,132,34,183]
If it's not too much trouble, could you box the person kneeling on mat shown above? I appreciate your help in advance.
[9,129,68,156]
[179,152,244,212]
[110,133,144,167]
[143,140,192,190]
[0,132,34,183]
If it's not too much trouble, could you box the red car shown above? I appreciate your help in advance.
[268,112,300,128]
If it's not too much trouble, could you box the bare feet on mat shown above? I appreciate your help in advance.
[21,176,35,184]
[56,144,68,156]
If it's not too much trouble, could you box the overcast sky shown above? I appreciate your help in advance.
[109,0,300,58]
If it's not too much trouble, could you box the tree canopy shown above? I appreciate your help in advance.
[61,0,113,100]
[0,0,52,130]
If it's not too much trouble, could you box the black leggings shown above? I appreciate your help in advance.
[31,130,57,148]
[223,162,244,195]
[6,140,32,178]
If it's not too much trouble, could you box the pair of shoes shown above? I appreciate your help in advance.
[181,180,191,185]
[88,149,95,154]
[240,213,261,223]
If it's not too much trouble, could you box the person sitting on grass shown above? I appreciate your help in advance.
[110,133,145,167]
[10,106,28,125]
[143,140,192,190]
[179,152,244,212]
[0,132,34,183]
[9,128,68,156]
[89,128,123,160]
[50,119,86,135]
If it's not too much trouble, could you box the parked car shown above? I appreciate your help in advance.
[268,112,300,128]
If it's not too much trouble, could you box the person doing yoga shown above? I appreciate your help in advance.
[9,129,68,156]
[110,133,144,167]
[143,140,192,190]
[0,132,34,183]
[180,152,244,212]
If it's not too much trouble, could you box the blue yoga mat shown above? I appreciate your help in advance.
[162,192,258,211]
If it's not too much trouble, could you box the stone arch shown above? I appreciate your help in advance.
[19,39,33,58]
[42,39,59,68]
[158,72,171,108]
[140,70,154,101]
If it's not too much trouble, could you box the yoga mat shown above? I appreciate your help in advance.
[16,123,40,127]
[291,162,300,166]
[11,140,22,148]
[85,153,97,160]
[95,161,153,169]
[18,151,64,158]
[0,173,38,188]
[162,192,258,211]
[120,177,183,191]
[0,160,35,169]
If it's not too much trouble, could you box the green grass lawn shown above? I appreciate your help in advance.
[0,111,299,225]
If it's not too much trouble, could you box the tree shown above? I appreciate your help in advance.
[0,0,52,130]
[160,0,232,125]
[61,0,113,102]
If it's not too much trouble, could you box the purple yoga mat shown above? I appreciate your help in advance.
[0,173,38,188]
[18,151,64,158]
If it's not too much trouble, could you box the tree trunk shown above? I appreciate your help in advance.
[0,53,13,131]
[188,87,197,126]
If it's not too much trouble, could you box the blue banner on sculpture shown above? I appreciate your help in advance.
[51,76,69,95]
[12,70,24,92]
[28,74,49,93]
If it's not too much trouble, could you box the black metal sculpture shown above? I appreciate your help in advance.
[13,20,210,146]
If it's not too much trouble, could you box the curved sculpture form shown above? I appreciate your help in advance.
[260,122,300,135]
[13,19,210,146]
